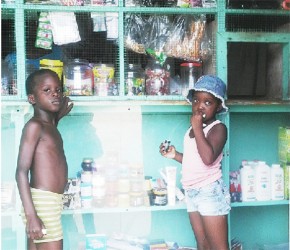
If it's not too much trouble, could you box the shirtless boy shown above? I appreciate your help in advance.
[15,69,73,250]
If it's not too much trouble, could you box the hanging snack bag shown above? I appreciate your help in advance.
[164,15,210,62]
[35,12,53,50]
[124,14,146,54]
[142,15,171,64]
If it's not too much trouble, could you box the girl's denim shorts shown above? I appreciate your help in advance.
[185,178,231,216]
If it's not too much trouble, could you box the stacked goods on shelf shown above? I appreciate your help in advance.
[230,160,285,202]
[278,126,290,199]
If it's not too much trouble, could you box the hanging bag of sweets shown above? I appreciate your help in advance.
[124,14,146,54]
[164,15,211,62]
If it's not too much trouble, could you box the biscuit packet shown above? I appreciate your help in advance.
[35,12,53,50]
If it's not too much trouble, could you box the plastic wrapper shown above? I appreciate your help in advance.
[164,15,211,62]
[35,12,53,50]
[142,15,171,65]
[124,14,146,54]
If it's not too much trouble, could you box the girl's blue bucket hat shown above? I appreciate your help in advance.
[186,75,228,114]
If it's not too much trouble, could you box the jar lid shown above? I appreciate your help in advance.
[180,62,202,67]
[83,158,93,163]
[153,188,167,195]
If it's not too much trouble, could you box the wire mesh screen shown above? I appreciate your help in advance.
[123,13,216,96]
[25,10,120,96]
[1,9,17,96]
[226,14,290,33]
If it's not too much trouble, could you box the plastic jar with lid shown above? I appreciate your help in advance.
[63,59,94,96]
[125,64,145,96]
[153,188,167,206]
[92,64,118,96]
[145,59,170,95]
[180,62,202,94]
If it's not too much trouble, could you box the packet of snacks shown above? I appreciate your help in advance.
[124,14,146,54]
[142,15,171,59]
[35,12,53,50]
[164,15,211,62]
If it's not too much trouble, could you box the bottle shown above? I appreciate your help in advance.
[271,164,284,200]
[254,161,271,201]
[240,164,256,201]
[63,59,94,96]
[125,64,145,96]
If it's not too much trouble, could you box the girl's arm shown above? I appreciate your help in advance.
[194,123,227,165]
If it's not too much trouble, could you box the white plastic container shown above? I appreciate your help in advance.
[254,161,271,201]
[240,164,256,201]
[271,164,284,200]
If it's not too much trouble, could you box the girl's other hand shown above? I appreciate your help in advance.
[159,143,176,159]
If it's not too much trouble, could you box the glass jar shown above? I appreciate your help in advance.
[145,60,170,95]
[63,59,94,96]
[180,62,202,95]
[125,64,145,96]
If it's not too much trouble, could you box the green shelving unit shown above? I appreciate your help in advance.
[1,0,290,249]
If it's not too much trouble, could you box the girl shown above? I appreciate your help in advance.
[160,75,231,250]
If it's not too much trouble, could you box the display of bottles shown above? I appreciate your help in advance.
[125,64,145,96]
[240,164,256,202]
[63,59,94,96]
[254,161,271,201]
[271,164,284,200]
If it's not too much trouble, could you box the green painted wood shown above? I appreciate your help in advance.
[1,1,290,249]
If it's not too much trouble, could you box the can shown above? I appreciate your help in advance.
[40,59,63,80]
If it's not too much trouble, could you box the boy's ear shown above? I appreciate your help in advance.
[28,94,36,104]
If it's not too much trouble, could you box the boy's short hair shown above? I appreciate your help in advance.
[26,69,60,95]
